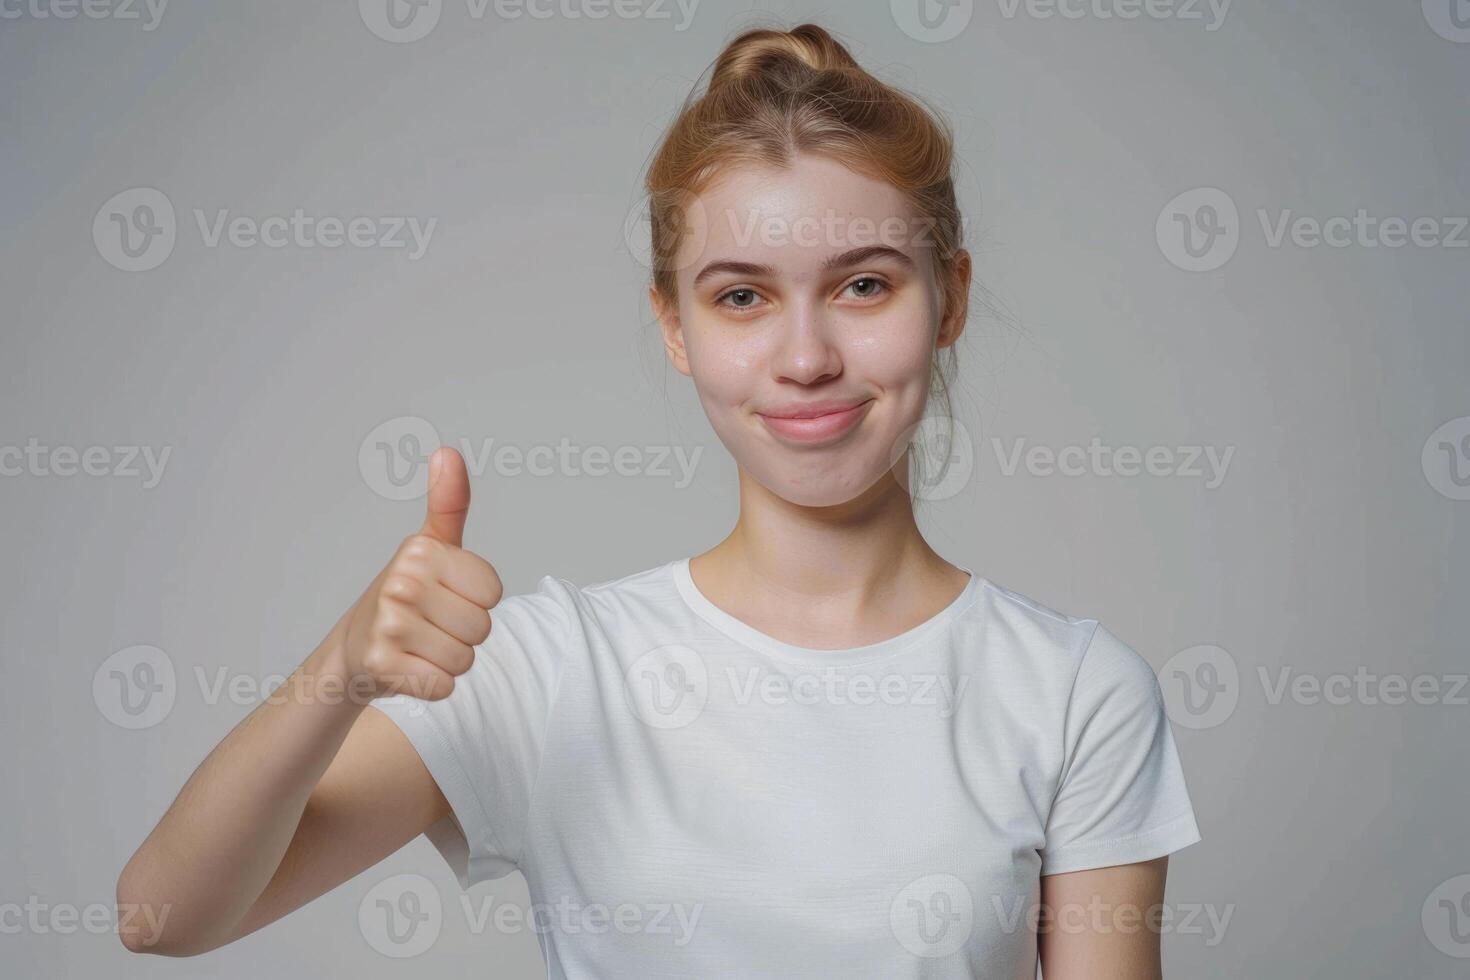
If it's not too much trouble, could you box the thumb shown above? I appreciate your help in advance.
[421,447,470,547]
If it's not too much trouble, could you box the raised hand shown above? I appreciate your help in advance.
[341,447,503,700]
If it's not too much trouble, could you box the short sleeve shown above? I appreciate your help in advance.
[370,573,576,890]
[1040,623,1202,876]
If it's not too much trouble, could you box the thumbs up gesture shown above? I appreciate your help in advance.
[341,447,503,700]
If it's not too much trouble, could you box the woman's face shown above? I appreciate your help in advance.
[655,154,968,508]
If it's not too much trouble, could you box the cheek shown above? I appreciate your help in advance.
[682,320,764,404]
[846,317,936,389]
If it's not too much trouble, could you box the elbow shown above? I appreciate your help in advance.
[118,933,213,958]
[115,863,216,957]
[115,905,218,957]
[117,924,167,956]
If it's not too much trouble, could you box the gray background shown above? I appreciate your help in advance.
[2,0,1467,976]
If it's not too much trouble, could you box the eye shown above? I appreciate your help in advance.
[714,287,764,312]
[842,276,889,301]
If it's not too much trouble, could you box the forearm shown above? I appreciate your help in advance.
[116,448,492,956]
[116,623,368,955]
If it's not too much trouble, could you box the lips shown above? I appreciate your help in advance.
[756,398,874,445]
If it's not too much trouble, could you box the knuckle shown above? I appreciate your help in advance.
[381,573,421,604]
[375,607,411,641]
[471,610,493,645]
[361,646,392,678]
[401,534,438,563]
[480,568,504,607]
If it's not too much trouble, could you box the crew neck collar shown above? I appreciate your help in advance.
[670,557,981,668]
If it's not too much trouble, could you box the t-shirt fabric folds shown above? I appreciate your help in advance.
[371,558,1201,979]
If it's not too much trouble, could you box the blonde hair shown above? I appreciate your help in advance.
[642,22,968,450]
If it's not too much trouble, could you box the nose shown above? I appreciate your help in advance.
[770,302,842,386]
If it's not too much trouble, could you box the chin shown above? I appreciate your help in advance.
[746,457,889,509]
[782,486,869,508]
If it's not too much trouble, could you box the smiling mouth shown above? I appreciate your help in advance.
[756,399,875,445]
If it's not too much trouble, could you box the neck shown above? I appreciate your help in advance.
[692,460,959,617]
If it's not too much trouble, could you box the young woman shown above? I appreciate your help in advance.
[118,23,1200,978]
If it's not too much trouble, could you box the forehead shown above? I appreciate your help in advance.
[681,154,922,280]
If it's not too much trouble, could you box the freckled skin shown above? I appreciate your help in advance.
[654,154,961,508]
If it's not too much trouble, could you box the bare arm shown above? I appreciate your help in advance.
[1036,856,1170,980]
[117,448,499,956]
[115,631,444,955]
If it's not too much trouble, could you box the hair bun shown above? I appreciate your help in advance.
[709,23,860,91]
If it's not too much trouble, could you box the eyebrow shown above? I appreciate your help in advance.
[690,245,916,289]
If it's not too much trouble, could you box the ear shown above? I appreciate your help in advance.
[935,248,972,350]
[651,285,692,376]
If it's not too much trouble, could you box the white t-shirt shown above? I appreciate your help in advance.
[372,558,1201,978]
